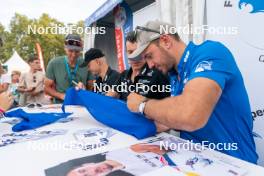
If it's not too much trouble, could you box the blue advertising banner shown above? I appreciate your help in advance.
[85,0,122,26]
[114,1,133,71]
[206,0,264,166]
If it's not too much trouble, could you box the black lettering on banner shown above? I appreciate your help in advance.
[252,108,264,120]
[224,0,233,7]
[259,55,264,62]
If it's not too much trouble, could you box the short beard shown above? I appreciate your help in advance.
[157,45,175,73]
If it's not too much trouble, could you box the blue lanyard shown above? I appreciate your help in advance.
[64,57,79,86]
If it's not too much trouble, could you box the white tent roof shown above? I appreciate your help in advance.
[4,51,30,74]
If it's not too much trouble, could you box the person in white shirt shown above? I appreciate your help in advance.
[17,55,48,106]
[0,64,11,93]
[9,70,21,106]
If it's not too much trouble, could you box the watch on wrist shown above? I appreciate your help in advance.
[138,100,148,115]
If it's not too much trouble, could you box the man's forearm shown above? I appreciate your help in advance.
[144,96,195,131]
[0,84,9,92]
[154,121,170,132]
[30,90,44,97]
[34,86,44,95]
[86,80,94,91]
[17,87,27,93]
[0,86,5,93]
[105,90,120,98]
[44,87,64,100]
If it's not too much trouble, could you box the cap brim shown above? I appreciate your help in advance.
[79,61,88,68]
[128,43,150,61]
[65,45,82,51]
[128,54,143,61]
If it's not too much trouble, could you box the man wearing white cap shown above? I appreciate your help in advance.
[126,20,258,164]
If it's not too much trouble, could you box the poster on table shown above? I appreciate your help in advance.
[45,133,248,176]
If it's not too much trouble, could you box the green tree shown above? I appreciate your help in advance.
[9,13,34,61]
[30,13,65,66]
[0,23,12,63]
[0,13,85,68]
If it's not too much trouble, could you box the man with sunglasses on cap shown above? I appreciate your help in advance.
[45,34,93,103]
[126,21,258,164]
[18,55,47,106]
[106,31,170,101]
[76,48,120,95]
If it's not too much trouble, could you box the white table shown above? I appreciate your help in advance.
[0,105,263,176]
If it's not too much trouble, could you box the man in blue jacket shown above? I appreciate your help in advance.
[126,20,258,164]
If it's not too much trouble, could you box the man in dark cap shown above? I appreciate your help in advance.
[44,34,93,103]
[106,31,171,101]
[77,48,120,95]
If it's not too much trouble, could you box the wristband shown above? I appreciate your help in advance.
[0,107,5,113]
[138,99,148,115]
[0,107,5,119]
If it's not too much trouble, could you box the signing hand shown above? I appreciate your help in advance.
[26,87,36,92]
[155,121,170,133]
[59,93,65,100]
[0,92,14,111]
[75,82,85,91]
[127,92,146,113]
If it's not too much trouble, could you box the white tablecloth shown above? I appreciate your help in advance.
[0,105,263,176]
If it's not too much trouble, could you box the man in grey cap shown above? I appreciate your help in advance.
[45,34,93,103]
[126,20,258,163]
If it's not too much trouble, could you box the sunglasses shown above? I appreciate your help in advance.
[259,55,264,62]
[33,76,36,83]
[68,50,80,54]
[26,103,43,108]
[133,26,161,39]
[64,39,82,47]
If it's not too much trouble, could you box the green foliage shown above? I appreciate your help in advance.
[0,13,84,67]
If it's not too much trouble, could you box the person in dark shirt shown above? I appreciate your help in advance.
[107,31,170,101]
[78,48,120,95]
[112,63,170,101]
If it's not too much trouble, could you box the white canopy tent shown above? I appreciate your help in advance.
[4,51,30,75]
